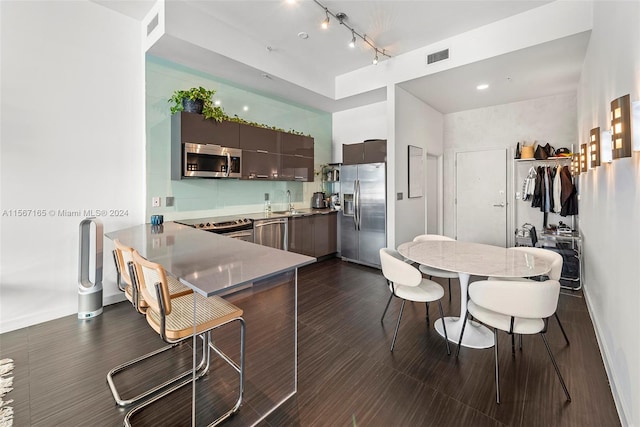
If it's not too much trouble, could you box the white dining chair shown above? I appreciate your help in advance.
[488,246,570,347]
[379,248,450,354]
[412,234,458,302]
[455,279,571,404]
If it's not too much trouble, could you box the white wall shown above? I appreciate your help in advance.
[394,86,443,245]
[331,101,387,164]
[0,1,145,332]
[576,2,640,425]
[442,92,578,239]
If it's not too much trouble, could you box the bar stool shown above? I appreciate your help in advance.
[123,250,245,426]
[108,241,221,408]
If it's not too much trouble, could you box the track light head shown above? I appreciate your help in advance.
[321,11,329,29]
[373,49,379,65]
[349,31,356,48]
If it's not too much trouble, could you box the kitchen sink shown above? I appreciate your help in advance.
[271,208,332,217]
[272,210,298,215]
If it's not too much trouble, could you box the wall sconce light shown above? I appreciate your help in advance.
[610,94,631,159]
[589,127,600,168]
[580,143,588,172]
[633,100,640,151]
[571,152,580,175]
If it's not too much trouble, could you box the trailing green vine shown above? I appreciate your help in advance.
[169,87,310,136]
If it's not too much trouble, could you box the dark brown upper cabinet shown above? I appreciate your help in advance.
[364,139,387,163]
[172,112,240,148]
[281,154,313,182]
[280,133,314,157]
[172,113,315,181]
[241,151,281,180]
[342,140,387,164]
[342,142,364,165]
[239,123,279,153]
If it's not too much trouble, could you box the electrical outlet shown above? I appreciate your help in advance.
[397,192,403,200]
[152,197,160,207]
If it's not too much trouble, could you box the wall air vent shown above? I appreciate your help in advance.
[427,49,449,65]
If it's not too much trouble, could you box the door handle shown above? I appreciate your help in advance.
[493,203,505,207]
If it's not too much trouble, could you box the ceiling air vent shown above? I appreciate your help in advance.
[146,13,159,36]
[427,49,449,65]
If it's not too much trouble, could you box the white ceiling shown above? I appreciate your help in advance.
[96,0,590,114]
[400,31,591,114]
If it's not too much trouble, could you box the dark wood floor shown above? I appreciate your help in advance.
[0,258,620,426]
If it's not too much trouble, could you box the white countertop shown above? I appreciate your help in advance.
[398,240,550,278]
[105,222,315,297]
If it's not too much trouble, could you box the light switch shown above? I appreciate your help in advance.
[397,192,403,200]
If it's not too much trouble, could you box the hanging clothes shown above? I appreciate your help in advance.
[522,167,537,201]
[543,166,551,213]
[559,165,579,216]
[531,166,543,208]
[553,166,562,214]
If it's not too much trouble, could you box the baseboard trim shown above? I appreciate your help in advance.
[583,287,629,427]
[104,293,127,306]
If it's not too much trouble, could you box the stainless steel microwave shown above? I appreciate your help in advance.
[183,143,241,178]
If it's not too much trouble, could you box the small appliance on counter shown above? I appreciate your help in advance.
[312,192,327,209]
[329,193,340,209]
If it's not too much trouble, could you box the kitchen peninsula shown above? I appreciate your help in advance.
[105,222,315,425]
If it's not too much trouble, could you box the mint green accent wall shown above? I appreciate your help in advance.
[145,56,332,218]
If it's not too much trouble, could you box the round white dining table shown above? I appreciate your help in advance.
[397,240,551,349]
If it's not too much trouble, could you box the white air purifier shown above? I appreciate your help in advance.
[78,217,103,319]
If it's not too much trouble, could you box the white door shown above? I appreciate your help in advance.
[426,154,440,234]
[455,149,507,246]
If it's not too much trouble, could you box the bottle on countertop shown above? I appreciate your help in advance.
[264,193,272,215]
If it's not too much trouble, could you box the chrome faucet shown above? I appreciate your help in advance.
[287,190,294,212]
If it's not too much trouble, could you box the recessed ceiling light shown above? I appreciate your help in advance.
[214,100,221,106]
[297,31,309,40]
[476,84,489,90]
[243,106,249,112]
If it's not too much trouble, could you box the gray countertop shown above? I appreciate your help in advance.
[105,222,315,297]
[195,208,339,224]
[233,207,339,222]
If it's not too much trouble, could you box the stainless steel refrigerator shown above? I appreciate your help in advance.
[340,162,386,268]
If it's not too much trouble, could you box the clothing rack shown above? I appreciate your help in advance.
[511,155,577,246]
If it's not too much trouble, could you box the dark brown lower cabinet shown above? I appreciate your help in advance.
[289,216,315,256]
[288,212,337,257]
[313,212,337,257]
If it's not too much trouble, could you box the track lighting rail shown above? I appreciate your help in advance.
[312,0,391,64]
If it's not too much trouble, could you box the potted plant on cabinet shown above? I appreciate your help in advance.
[169,86,226,122]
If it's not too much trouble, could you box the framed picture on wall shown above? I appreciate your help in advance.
[408,145,424,198]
